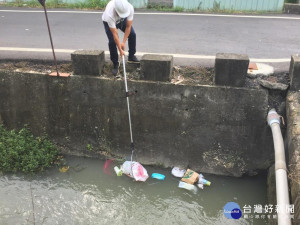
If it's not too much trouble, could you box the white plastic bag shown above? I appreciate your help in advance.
[121,161,149,182]
[171,167,186,178]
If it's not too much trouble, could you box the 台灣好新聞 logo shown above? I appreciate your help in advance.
[224,202,242,219]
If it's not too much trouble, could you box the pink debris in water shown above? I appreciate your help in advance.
[137,164,146,178]
[103,159,114,175]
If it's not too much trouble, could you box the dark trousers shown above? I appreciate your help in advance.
[103,19,136,66]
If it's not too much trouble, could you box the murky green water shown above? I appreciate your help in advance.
[0,156,268,225]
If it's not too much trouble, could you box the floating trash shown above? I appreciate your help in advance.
[171,167,186,178]
[59,166,69,173]
[178,181,197,193]
[114,166,122,176]
[181,169,199,185]
[103,159,114,175]
[151,173,165,180]
[121,161,149,182]
[198,174,211,186]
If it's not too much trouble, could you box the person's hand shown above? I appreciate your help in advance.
[121,42,126,51]
[119,49,125,58]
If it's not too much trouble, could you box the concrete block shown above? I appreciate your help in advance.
[284,3,300,15]
[214,53,249,87]
[71,50,105,76]
[289,55,300,91]
[141,54,173,81]
[148,0,173,7]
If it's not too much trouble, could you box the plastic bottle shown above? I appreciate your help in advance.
[199,174,211,186]
[202,179,211,186]
[114,166,122,176]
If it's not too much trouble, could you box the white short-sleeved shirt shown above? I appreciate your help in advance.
[102,0,134,28]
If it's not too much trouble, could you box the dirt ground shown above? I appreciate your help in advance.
[0,61,72,74]
[0,60,214,86]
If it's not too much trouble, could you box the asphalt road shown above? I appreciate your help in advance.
[0,7,300,70]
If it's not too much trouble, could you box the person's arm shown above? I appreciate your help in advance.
[120,20,133,51]
[109,27,125,57]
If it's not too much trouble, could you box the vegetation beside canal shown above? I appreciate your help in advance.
[0,125,59,173]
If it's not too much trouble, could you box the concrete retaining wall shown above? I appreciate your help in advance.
[0,69,273,177]
[287,91,300,224]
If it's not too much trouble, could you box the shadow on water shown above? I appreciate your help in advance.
[0,156,268,225]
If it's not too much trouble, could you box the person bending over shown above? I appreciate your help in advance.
[102,0,139,76]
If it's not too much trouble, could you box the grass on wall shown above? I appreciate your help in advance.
[2,0,109,9]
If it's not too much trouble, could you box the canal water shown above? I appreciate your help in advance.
[0,156,268,225]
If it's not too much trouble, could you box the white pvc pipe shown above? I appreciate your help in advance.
[267,109,291,225]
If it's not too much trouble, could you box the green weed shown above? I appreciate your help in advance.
[0,124,59,174]
[86,143,93,151]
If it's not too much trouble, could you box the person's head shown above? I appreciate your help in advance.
[114,0,130,18]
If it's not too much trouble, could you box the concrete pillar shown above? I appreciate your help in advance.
[214,53,249,87]
[148,0,173,7]
[71,50,105,76]
[284,3,300,14]
[289,55,300,91]
[140,54,173,81]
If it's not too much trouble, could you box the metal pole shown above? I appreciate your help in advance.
[122,55,135,162]
[41,1,59,76]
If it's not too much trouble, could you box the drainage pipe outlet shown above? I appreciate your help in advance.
[267,109,291,225]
